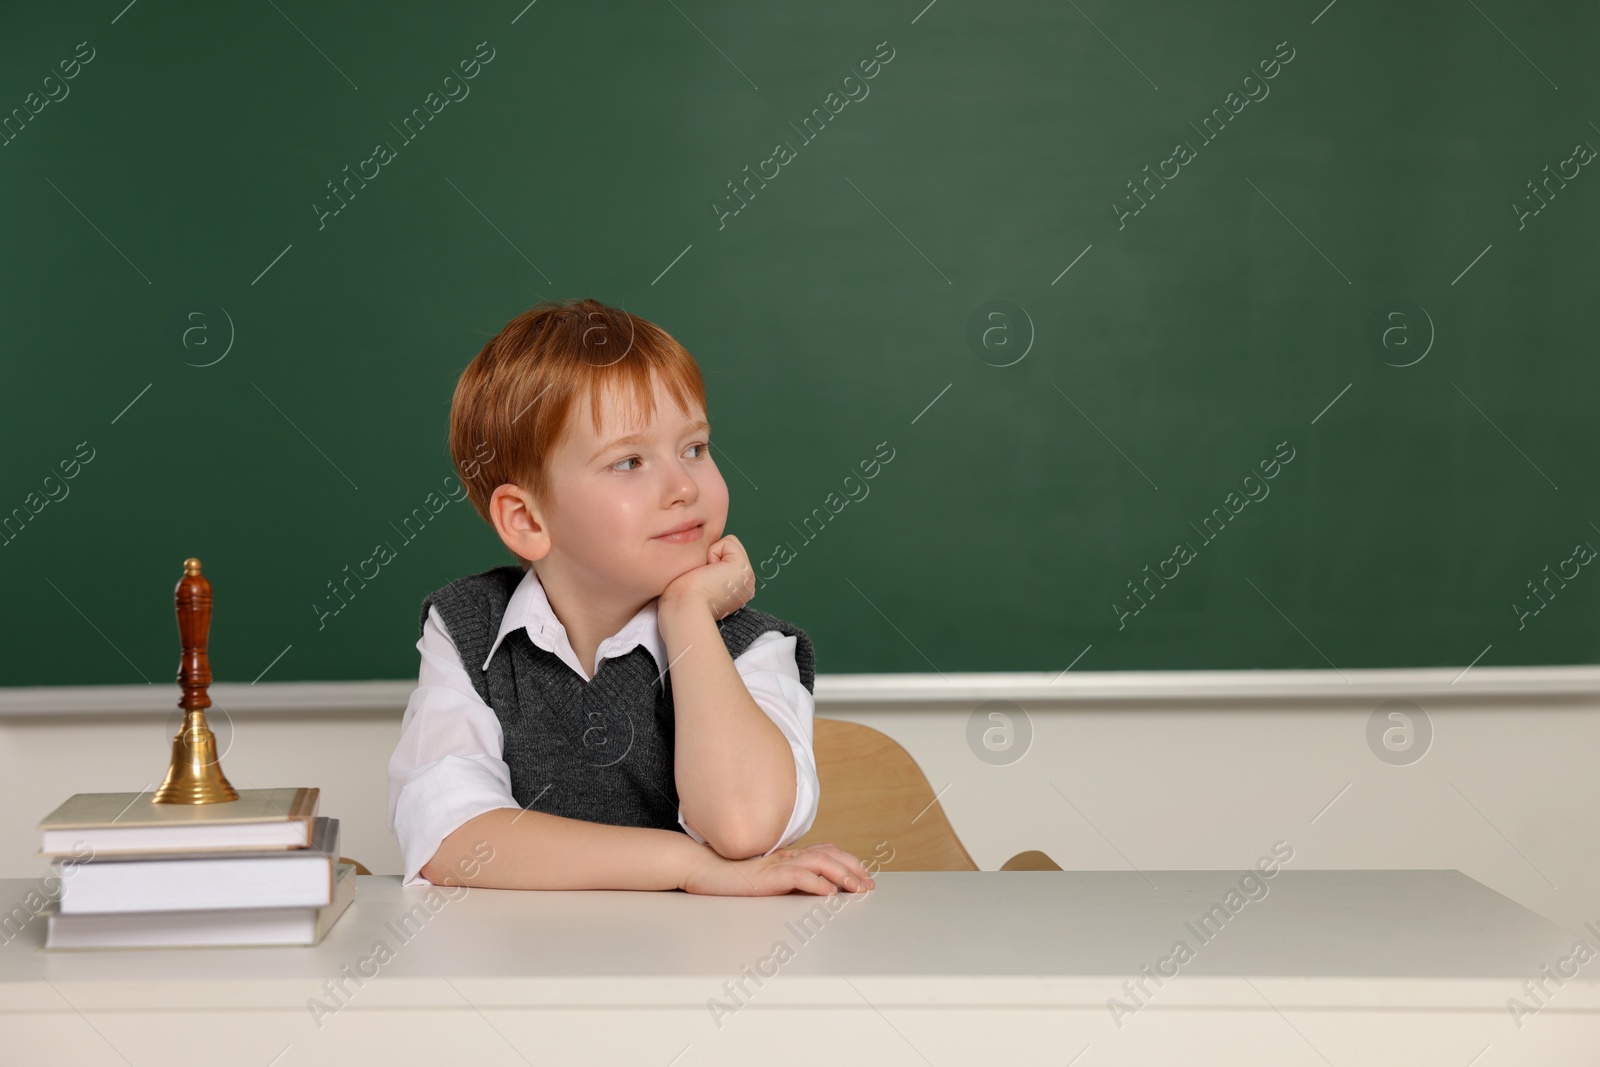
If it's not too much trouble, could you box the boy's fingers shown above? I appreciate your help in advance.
[794,850,869,891]
[804,843,875,884]
[778,864,835,895]
[719,535,746,564]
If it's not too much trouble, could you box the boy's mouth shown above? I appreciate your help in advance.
[652,520,704,543]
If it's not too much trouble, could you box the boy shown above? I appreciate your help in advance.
[387,298,874,896]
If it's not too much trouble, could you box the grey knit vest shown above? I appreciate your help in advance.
[418,565,816,834]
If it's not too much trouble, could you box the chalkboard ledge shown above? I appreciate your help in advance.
[3,666,1599,718]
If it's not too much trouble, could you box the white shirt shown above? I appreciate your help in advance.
[387,567,819,885]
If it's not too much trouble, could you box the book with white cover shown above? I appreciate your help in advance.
[55,817,340,915]
[37,787,320,856]
[44,863,357,949]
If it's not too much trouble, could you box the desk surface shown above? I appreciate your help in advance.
[7,870,1596,1067]
[3,869,1596,1008]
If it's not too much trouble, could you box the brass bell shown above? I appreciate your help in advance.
[153,558,238,804]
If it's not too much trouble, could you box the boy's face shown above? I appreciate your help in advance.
[523,374,728,601]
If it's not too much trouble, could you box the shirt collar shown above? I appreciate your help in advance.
[481,567,666,681]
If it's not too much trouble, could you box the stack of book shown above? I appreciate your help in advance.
[36,787,354,949]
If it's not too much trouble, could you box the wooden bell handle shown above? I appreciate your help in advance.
[175,557,212,714]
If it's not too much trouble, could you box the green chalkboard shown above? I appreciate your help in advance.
[3,0,1597,687]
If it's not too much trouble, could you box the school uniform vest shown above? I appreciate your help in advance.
[418,565,816,834]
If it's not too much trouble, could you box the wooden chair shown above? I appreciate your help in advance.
[791,718,1062,872]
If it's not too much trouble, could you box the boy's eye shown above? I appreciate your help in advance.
[609,442,709,472]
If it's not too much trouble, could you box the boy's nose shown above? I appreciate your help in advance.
[662,470,700,503]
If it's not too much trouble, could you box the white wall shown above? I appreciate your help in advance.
[3,668,1596,938]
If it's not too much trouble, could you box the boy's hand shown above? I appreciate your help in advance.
[682,842,878,897]
[661,533,756,621]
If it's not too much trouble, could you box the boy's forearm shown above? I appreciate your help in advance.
[420,807,713,891]
[657,594,797,858]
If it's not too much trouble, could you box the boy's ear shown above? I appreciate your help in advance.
[488,482,552,563]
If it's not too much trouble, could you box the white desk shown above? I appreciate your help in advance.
[2,870,1596,1066]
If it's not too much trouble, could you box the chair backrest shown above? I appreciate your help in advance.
[792,718,978,871]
